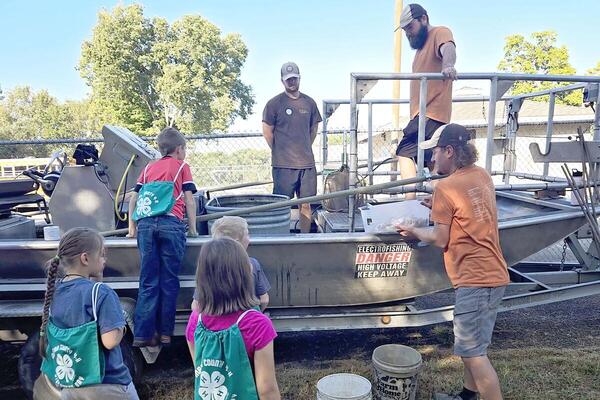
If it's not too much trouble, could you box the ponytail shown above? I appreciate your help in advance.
[37,227,104,358]
[39,256,60,358]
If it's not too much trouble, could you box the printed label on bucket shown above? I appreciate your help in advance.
[354,243,412,279]
[373,369,417,400]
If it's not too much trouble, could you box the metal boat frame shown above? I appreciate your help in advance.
[2,73,600,367]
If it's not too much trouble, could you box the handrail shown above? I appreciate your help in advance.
[350,72,600,83]
[100,174,447,237]
[346,72,600,230]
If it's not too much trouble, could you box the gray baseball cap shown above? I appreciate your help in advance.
[281,62,300,81]
[399,4,427,29]
[420,124,472,150]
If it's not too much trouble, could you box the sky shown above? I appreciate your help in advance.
[1,0,599,130]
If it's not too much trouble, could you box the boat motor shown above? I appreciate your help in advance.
[49,125,161,234]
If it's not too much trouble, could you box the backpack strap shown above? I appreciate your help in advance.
[91,282,103,322]
[173,161,187,201]
[198,309,257,327]
[142,164,150,184]
[173,161,187,181]
[235,309,258,325]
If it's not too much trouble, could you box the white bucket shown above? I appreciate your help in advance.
[372,344,422,400]
[316,373,372,400]
[43,226,61,241]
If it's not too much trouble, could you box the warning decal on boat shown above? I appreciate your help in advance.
[354,243,411,279]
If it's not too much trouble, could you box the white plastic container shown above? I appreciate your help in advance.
[372,344,422,400]
[316,373,372,400]
[43,226,61,241]
[360,200,430,234]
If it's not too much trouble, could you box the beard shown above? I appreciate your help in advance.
[407,24,428,50]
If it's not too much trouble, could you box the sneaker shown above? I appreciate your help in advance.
[159,335,171,346]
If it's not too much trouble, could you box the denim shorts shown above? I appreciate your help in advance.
[395,115,445,161]
[453,286,506,358]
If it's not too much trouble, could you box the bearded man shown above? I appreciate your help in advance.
[396,4,457,197]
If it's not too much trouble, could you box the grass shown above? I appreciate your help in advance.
[136,345,600,400]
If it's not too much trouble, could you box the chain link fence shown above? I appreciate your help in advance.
[0,126,595,265]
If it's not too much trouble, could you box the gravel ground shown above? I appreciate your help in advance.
[2,293,600,399]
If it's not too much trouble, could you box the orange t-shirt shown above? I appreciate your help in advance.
[410,26,454,124]
[431,165,509,288]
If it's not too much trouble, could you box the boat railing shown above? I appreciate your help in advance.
[343,72,600,229]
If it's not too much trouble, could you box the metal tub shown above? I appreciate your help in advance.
[205,194,291,235]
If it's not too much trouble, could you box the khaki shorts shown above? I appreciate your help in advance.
[453,286,506,358]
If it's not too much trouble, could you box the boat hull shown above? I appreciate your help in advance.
[0,207,587,308]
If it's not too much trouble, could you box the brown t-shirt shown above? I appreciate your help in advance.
[262,92,322,169]
[410,26,454,124]
[431,165,509,288]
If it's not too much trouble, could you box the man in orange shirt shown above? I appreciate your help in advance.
[397,4,457,199]
[396,124,509,400]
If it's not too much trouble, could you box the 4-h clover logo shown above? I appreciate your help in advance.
[136,196,153,217]
[55,353,75,383]
[198,370,228,400]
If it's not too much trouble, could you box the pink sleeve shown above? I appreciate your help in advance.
[185,310,199,342]
[240,311,277,352]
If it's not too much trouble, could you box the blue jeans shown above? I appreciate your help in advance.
[134,215,186,340]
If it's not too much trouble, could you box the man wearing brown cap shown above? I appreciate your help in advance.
[262,62,322,232]
[396,3,457,199]
[396,124,508,400]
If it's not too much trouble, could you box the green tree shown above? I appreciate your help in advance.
[498,31,581,106]
[587,61,600,76]
[79,4,254,135]
[0,86,99,157]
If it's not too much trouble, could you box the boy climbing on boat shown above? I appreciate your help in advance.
[128,127,198,347]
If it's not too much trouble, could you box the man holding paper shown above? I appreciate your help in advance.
[396,123,509,400]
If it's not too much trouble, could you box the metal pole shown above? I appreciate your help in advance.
[321,100,329,189]
[367,102,374,188]
[486,77,499,172]
[198,174,445,223]
[348,75,358,232]
[417,78,428,176]
[101,174,449,237]
[350,72,600,84]
[543,93,556,176]
[503,102,517,184]
[392,0,404,130]
[594,85,600,140]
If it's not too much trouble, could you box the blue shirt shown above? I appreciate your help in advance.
[50,278,132,385]
[193,257,271,300]
[250,257,271,296]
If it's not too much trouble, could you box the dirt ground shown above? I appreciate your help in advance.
[2,294,600,399]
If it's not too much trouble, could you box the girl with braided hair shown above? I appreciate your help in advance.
[34,227,139,400]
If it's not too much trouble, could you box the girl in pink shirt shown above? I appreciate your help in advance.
[186,238,280,399]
